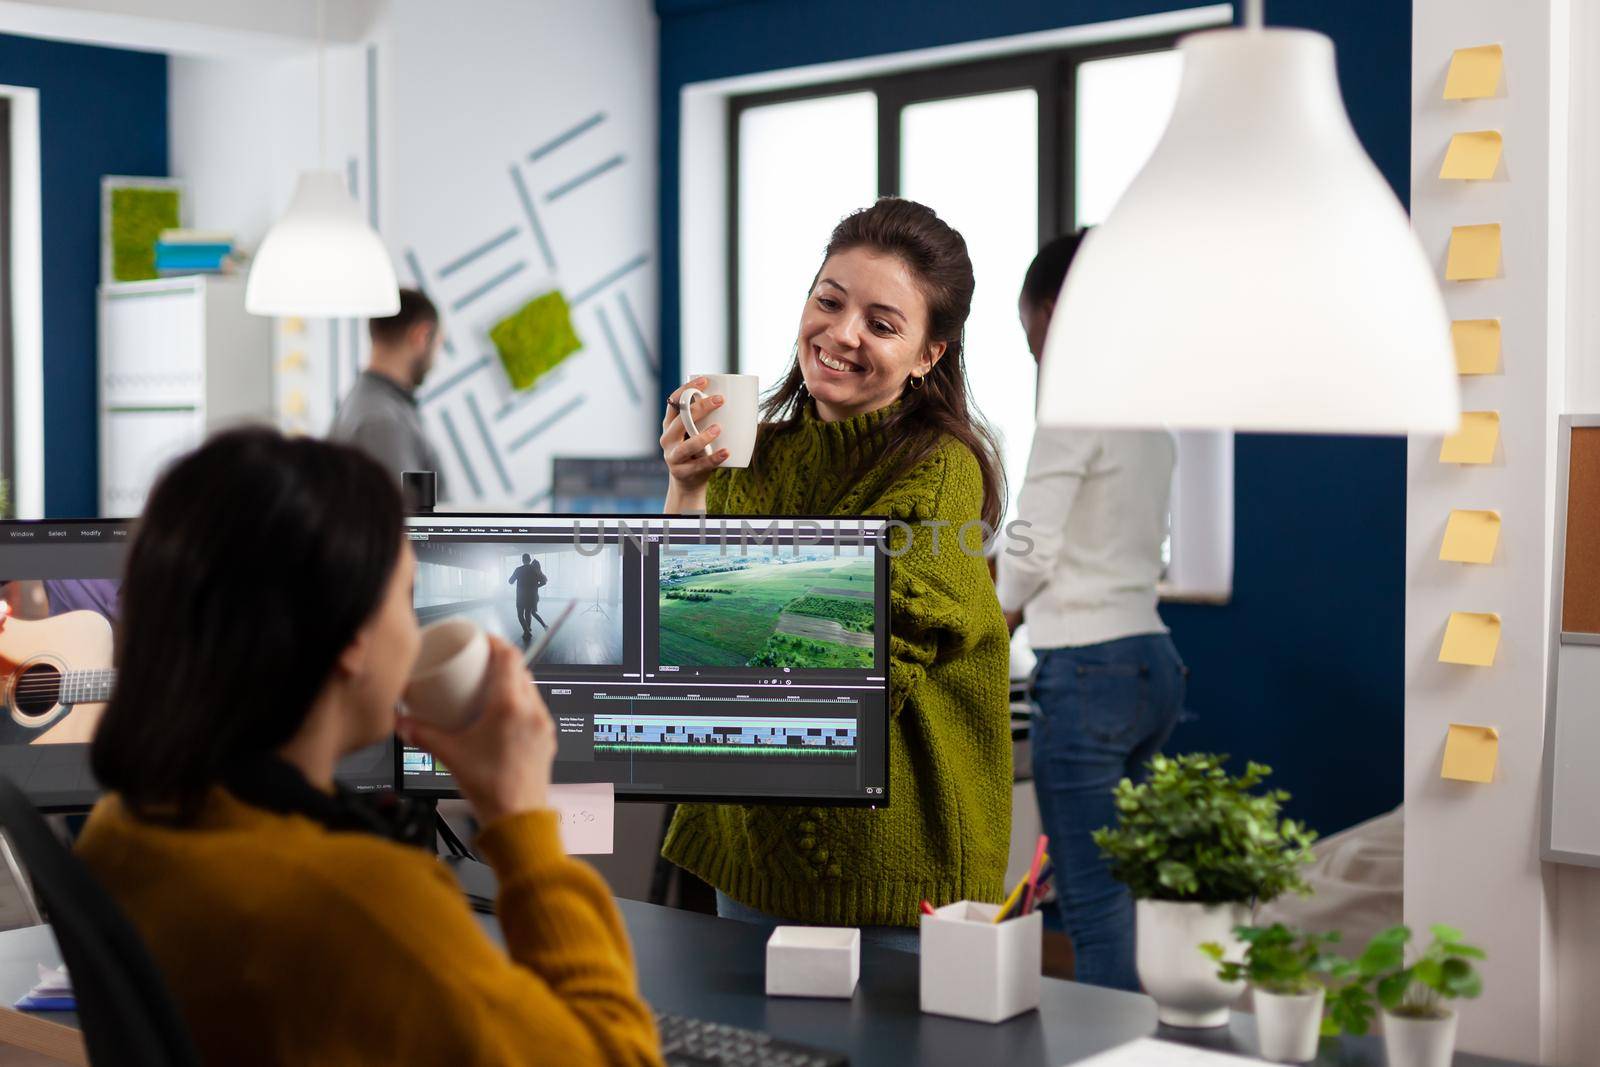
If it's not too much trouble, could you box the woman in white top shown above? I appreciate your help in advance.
[997,231,1186,992]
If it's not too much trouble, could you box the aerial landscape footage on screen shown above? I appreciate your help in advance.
[657,544,875,669]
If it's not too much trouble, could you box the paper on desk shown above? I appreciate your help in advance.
[1446,223,1501,281]
[1439,509,1501,564]
[550,783,614,855]
[1442,724,1499,783]
[1440,130,1503,180]
[1066,1037,1269,1066]
[1439,411,1499,464]
[1444,44,1503,100]
[1439,612,1502,667]
[1451,319,1500,375]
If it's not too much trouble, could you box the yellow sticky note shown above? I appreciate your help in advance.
[1446,224,1502,281]
[1439,411,1500,464]
[1444,44,1503,100]
[1440,612,1501,666]
[1439,509,1501,563]
[1440,130,1503,180]
[284,390,307,416]
[1441,724,1499,783]
[1451,319,1500,375]
[279,349,307,373]
[282,316,306,335]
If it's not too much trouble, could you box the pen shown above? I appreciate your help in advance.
[1021,834,1049,917]
[992,851,1051,924]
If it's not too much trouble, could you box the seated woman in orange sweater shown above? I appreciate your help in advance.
[76,428,661,1067]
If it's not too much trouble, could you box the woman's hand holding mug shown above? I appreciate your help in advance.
[661,374,760,513]
[397,637,558,826]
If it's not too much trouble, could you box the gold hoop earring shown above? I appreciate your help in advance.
[909,374,924,391]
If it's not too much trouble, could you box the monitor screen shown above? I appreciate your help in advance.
[0,519,394,810]
[549,456,669,514]
[399,514,891,806]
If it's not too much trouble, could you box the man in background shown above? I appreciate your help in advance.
[328,288,447,499]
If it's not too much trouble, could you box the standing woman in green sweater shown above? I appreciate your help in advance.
[659,198,1012,951]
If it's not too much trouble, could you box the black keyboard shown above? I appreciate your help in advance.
[656,1013,848,1067]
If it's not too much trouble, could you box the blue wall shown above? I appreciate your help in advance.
[657,0,1410,836]
[0,33,168,518]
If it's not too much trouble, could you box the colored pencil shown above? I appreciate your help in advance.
[992,851,1052,924]
[1021,835,1049,917]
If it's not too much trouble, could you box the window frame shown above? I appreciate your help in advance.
[724,33,1182,377]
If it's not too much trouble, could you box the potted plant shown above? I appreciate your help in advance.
[1202,924,1346,1062]
[1343,925,1485,1067]
[1092,754,1316,1028]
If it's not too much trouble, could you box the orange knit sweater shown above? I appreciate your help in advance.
[77,791,662,1067]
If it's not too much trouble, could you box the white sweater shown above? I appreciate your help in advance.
[996,427,1175,649]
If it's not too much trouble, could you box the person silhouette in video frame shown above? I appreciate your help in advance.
[508,554,548,640]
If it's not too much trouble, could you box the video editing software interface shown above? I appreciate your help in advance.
[400,515,891,805]
[0,520,394,810]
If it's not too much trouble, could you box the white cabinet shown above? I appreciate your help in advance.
[97,276,272,516]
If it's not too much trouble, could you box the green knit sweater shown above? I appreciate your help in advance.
[661,401,1012,927]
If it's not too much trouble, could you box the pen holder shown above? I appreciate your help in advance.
[919,901,1041,1023]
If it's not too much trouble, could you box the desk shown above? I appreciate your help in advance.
[505,900,1521,1067]
[0,904,1528,1067]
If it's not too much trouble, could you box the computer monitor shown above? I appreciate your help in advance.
[399,513,891,805]
[0,519,394,810]
[549,456,669,514]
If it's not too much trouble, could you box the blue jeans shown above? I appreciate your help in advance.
[714,891,922,955]
[1030,633,1185,992]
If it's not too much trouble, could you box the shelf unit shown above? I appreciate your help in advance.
[97,275,272,517]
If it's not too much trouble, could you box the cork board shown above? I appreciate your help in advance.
[1563,427,1600,634]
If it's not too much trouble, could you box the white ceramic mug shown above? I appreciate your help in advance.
[680,373,759,468]
[402,618,490,731]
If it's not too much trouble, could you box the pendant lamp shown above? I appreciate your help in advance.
[1037,2,1458,435]
[245,0,399,318]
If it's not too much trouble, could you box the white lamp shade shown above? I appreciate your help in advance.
[245,170,400,318]
[1038,29,1458,435]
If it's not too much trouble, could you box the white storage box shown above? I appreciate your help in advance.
[920,901,1041,1023]
[765,926,860,998]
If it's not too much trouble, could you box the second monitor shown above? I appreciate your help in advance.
[400,514,890,806]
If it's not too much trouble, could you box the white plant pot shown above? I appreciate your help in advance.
[1382,1009,1458,1067]
[1254,987,1325,1063]
[1135,899,1249,1028]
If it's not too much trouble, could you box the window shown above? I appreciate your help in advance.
[720,26,1232,600]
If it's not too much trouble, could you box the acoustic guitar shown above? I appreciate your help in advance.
[0,611,115,745]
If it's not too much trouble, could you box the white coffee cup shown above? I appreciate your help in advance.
[402,618,490,731]
[680,373,759,468]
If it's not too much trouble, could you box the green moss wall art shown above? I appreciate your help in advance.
[109,186,180,282]
[490,290,583,391]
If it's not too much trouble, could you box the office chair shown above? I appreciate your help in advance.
[0,777,200,1067]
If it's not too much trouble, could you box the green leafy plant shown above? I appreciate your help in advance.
[1343,925,1485,1025]
[1201,923,1368,1037]
[1202,923,1343,995]
[1091,754,1317,903]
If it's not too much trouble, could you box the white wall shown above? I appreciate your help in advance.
[380,0,659,505]
[1551,0,1600,1062]
[167,0,660,503]
[1408,1,1570,1061]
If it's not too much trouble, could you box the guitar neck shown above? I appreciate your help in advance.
[61,669,115,705]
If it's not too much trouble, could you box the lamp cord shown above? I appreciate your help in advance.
[316,0,326,167]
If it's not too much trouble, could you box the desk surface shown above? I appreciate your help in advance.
[0,902,1526,1067]
[485,900,1523,1067]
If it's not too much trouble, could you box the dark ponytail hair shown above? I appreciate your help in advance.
[91,428,404,822]
[759,198,1006,529]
